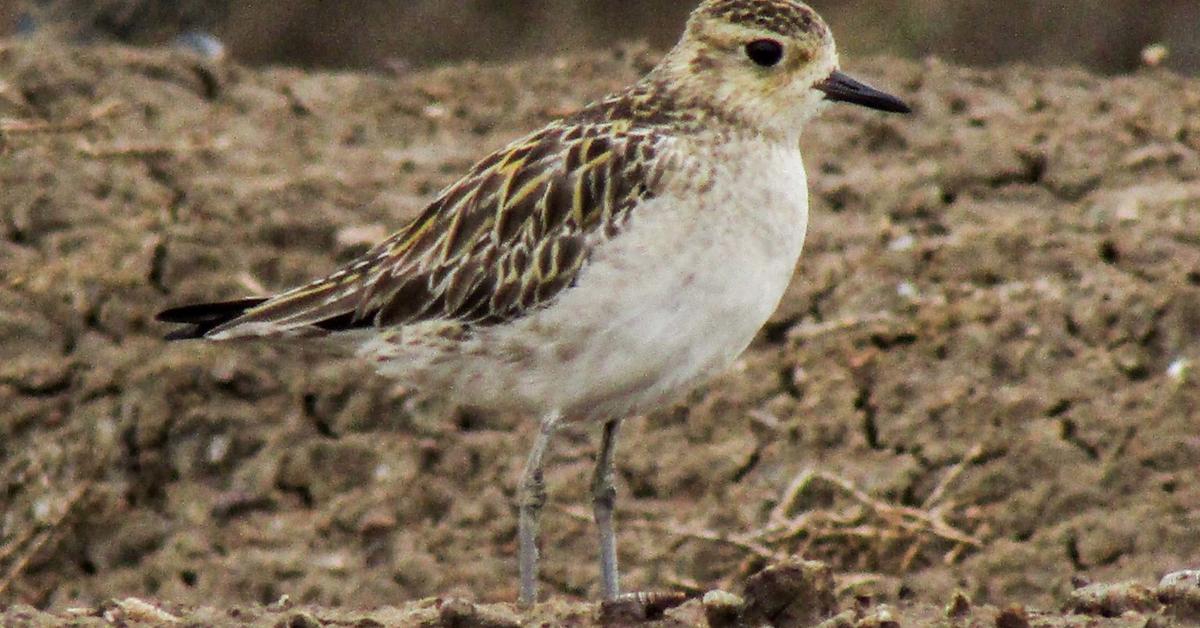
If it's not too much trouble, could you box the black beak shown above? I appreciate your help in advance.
[816,70,911,114]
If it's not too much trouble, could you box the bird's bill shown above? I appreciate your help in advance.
[816,70,912,114]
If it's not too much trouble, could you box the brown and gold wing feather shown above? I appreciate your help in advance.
[176,122,665,340]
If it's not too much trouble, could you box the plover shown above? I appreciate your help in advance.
[158,0,910,605]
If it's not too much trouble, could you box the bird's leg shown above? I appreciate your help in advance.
[592,419,622,600]
[518,410,561,607]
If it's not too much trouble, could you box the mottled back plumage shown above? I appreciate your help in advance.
[192,119,667,338]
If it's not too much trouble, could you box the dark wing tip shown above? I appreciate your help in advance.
[156,297,269,340]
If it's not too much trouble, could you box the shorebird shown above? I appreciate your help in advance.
[158,0,910,606]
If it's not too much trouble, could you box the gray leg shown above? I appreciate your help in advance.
[518,411,561,607]
[592,419,622,600]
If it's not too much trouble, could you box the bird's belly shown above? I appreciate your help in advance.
[489,165,809,419]
[527,238,799,420]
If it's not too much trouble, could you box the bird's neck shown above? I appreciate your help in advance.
[571,72,753,138]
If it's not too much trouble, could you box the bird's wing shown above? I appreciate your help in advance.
[200,122,665,339]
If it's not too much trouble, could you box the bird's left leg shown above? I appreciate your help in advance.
[518,410,562,607]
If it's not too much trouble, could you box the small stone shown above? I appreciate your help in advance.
[266,594,293,613]
[945,591,971,619]
[1071,581,1159,617]
[439,599,479,628]
[741,559,836,627]
[1167,358,1192,383]
[814,610,858,628]
[995,605,1030,628]
[858,605,900,628]
[438,598,519,628]
[1141,43,1169,67]
[114,598,182,625]
[600,592,689,625]
[174,31,227,61]
[1158,569,1200,623]
[358,509,398,535]
[1160,569,1200,589]
[599,596,647,625]
[702,590,745,628]
[889,233,916,252]
[281,612,320,628]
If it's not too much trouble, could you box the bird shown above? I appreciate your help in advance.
[157,0,911,606]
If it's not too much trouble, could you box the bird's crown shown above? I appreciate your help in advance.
[696,0,829,40]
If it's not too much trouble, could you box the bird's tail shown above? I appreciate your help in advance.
[156,298,270,341]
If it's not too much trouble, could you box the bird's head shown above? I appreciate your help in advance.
[656,0,910,139]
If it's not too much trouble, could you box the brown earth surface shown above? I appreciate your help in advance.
[1,35,1199,627]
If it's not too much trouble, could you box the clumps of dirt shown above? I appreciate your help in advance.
[3,560,1194,626]
[738,560,835,626]
[1068,569,1200,625]
[1,28,1200,628]
[1158,571,1200,624]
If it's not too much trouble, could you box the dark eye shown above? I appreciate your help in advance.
[745,39,784,67]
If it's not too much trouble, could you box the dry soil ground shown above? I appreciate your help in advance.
[1,35,1199,627]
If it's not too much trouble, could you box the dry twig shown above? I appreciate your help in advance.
[558,505,784,562]
[767,468,815,526]
[923,444,985,510]
[0,100,124,156]
[751,467,984,571]
[75,135,228,159]
[0,100,123,136]
[786,312,896,342]
[804,471,981,548]
[75,141,178,159]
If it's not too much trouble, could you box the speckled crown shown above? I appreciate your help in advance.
[696,0,828,39]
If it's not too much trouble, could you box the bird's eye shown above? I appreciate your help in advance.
[745,39,784,67]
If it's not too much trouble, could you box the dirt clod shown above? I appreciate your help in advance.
[741,559,837,627]
[945,590,972,619]
[702,590,745,628]
[437,598,519,628]
[279,611,320,628]
[1158,570,1200,623]
[1070,581,1160,617]
[994,605,1030,628]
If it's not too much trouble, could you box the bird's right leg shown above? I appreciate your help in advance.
[518,410,562,607]
[592,418,622,600]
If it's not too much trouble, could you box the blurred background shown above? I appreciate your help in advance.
[3,0,1199,74]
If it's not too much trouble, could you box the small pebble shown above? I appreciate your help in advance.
[702,590,745,628]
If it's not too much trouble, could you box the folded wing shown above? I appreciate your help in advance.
[160,123,664,341]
